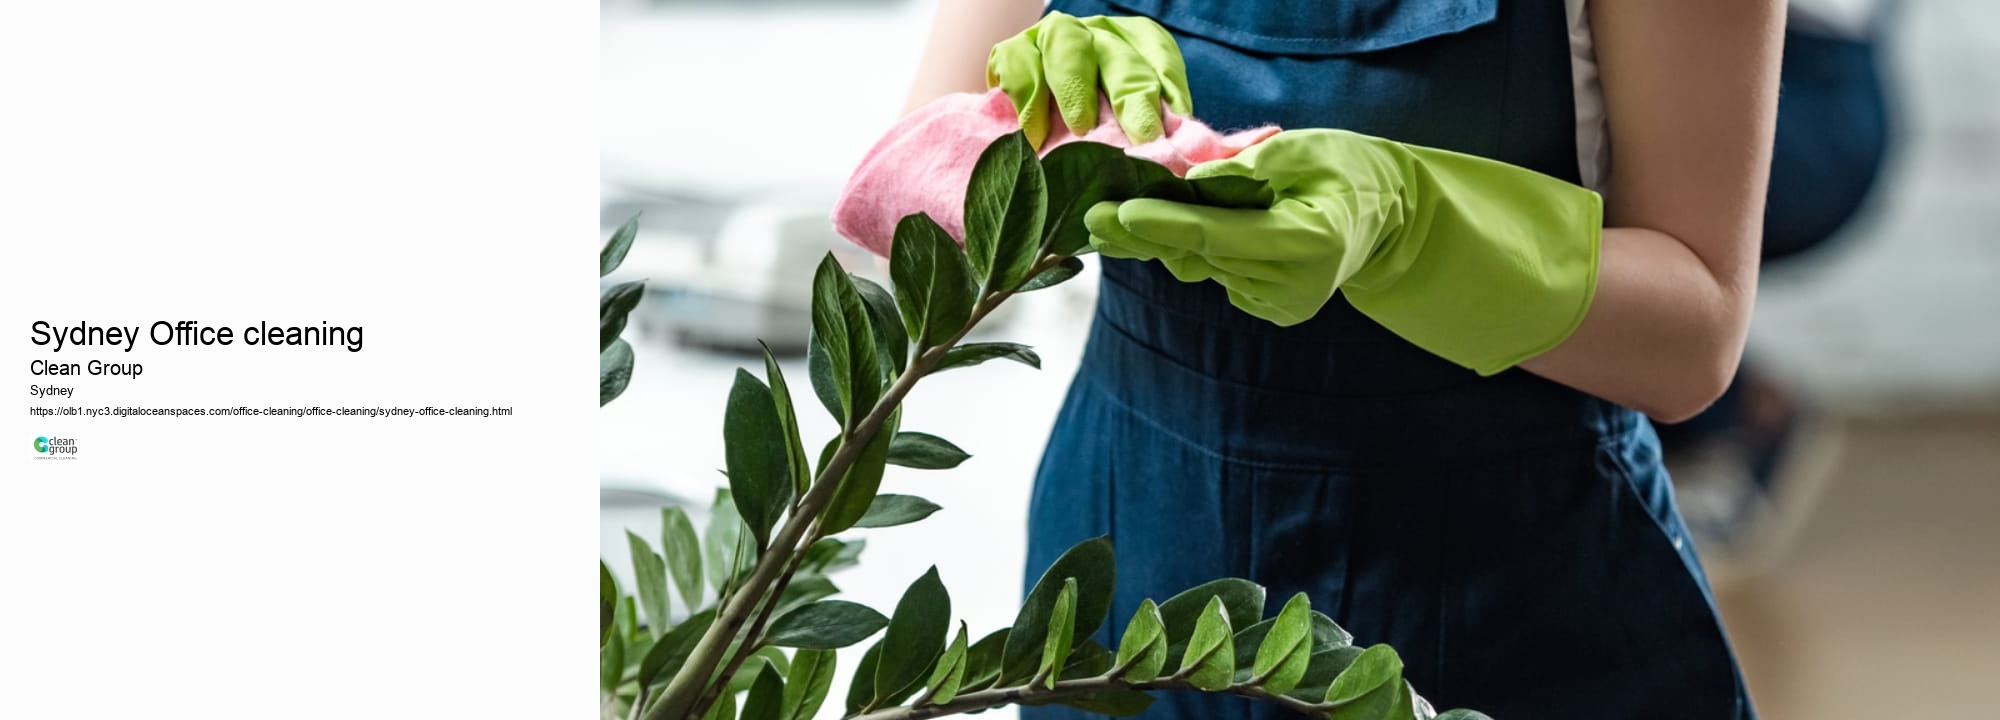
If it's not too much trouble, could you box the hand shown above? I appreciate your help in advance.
[987,12,1192,148]
[1085,128,1603,376]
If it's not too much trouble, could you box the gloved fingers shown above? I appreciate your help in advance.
[1223,287,1318,326]
[1085,201,1184,261]
[1034,13,1101,137]
[1183,155,1259,182]
[1092,197,1337,262]
[1159,254,1224,284]
[988,29,1054,148]
[1090,15,1193,116]
[1092,33,1166,142]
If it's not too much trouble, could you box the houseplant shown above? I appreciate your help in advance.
[599,131,1491,720]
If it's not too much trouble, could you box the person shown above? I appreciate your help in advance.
[905,1,1781,717]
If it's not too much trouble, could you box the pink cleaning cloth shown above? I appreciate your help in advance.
[832,88,1280,257]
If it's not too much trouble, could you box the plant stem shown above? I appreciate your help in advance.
[690,528,814,713]
[843,676,1337,720]
[650,255,1061,720]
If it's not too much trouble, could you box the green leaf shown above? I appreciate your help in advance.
[1159,578,1265,672]
[923,622,971,705]
[624,531,671,639]
[600,607,626,692]
[1049,689,1155,717]
[844,640,882,716]
[1324,644,1404,706]
[1018,256,1084,292]
[1060,639,1113,679]
[602,213,640,277]
[1252,592,1313,694]
[889,212,978,350]
[774,575,840,617]
[600,561,619,647]
[724,369,792,550]
[1130,155,1196,203]
[702,686,736,720]
[724,648,790,696]
[1113,598,1167,681]
[1038,578,1079,688]
[1178,596,1235,690]
[819,409,898,535]
[764,600,888,649]
[808,254,881,429]
[875,567,952,703]
[1039,142,1139,256]
[799,537,865,575]
[852,276,909,376]
[961,628,1009,692]
[806,333,841,422]
[782,649,836,720]
[1001,536,1115,684]
[963,130,1047,291]
[886,432,971,470]
[1189,173,1278,209]
[740,660,785,720]
[703,489,744,591]
[636,608,715,690]
[600,339,634,407]
[1310,610,1356,653]
[759,343,812,497]
[936,342,1040,373]
[1284,645,1365,703]
[659,507,704,613]
[1436,710,1496,720]
[853,494,943,529]
[601,280,645,351]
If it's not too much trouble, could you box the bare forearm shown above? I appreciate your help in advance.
[904,0,1043,113]
[1519,226,1754,422]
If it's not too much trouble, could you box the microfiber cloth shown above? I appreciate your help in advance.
[833,88,1280,257]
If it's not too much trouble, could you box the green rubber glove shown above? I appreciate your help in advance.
[987,12,1193,149]
[1085,129,1602,376]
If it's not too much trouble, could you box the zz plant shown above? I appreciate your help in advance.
[599,131,1492,720]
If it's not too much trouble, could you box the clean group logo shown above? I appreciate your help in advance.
[34,435,78,459]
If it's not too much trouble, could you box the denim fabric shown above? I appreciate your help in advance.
[1026,0,1756,717]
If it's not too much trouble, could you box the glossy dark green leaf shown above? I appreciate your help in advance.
[1310,610,1356,653]
[806,333,841,423]
[601,280,645,351]
[963,130,1047,291]
[1038,578,1079,688]
[725,369,792,551]
[703,489,744,591]
[660,507,704,612]
[819,409,898,535]
[799,537,865,575]
[886,432,971,470]
[1252,592,1313,694]
[808,254,880,429]
[853,494,943,529]
[1327,675,1409,720]
[1189,173,1277,209]
[1130,155,1196,203]
[889,212,977,350]
[600,561,619,647]
[1324,644,1404,706]
[961,628,1009,692]
[1049,689,1155,717]
[844,640,883,716]
[1018,256,1084,292]
[1159,578,1265,673]
[1002,536,1115,684]
[852,276,909,376]
[1039,141,1138,256]
[602,213,641,277]
[923,622,971,705]
[600,606,626,692]
[624,531,671,639]
[759,342,812,496]
[1283,645,1364,703]
[876,567,952,701]
[936,342,1041,373]
[1114,598,1168,681]
[1060,639,1113,679]
[740,660,785,720]
[600,339,634,407]
[1435,710,1496,720]
[1179,596,1235,690]
[774,576,840,617]
[701,687,736,720]
[637,608,715,690]
[765,600,888,649]
[782,649,836,720]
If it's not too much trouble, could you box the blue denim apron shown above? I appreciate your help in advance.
[1024,1,1757,717]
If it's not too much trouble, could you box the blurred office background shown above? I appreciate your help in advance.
[600,0,2000,716]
